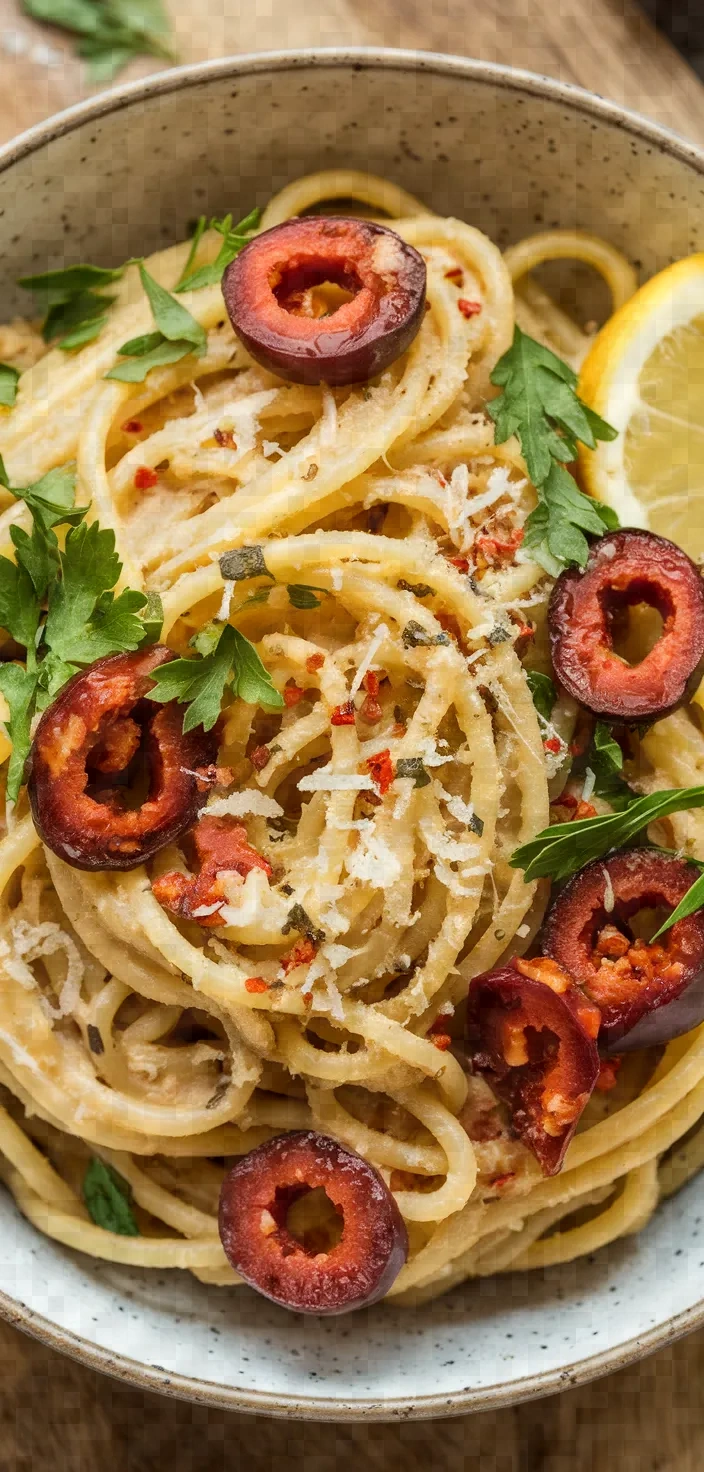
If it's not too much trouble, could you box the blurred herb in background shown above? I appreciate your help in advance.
[21,0,177,82]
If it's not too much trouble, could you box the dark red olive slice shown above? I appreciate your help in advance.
[28,647,217,871]
[218,1130,408,1314]
[543,848,704,1052]
[222,217,427,386]
[466,960,601,1175]
[548,529,704,721]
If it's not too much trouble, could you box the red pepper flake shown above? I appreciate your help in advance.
[392,722,406,738]
[458,298,482,318]
[444,266,463,282]
[306,653,325,673]
[282,937,317,974]
[363,749,394,796]
[214,427,237,449]
[244,976,270,994]
[363,671,381,697]
[448,554,470,574]
[194,763,233,792]
[575,799,597,820]
[476,528,524,564]
[122,418,143,434]
[489,1172,516,1191]
[249,744,271,772]
[429,1013,451,1034]
[284,683,303,708]
[595,1057,622,1093]
[431,1033,452,1051]
[544,737,562,754]
[516,623,534,641]
[134,466,158,491]
[331,701,356,726]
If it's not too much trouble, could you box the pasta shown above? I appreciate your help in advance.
[0,167,699,1309]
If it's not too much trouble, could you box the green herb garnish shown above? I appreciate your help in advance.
[83,1157,139,1236]
[526,668,556,725]
[21,0,176,82]
[489,327,619,574]
[511,785,704,883]
[0,365,19,408]
[106,262,207,383]
[174,209,261,293]
[18,260,124,351]
[287,583,328,610]
[587,720,633,811]
[150,622,283,732]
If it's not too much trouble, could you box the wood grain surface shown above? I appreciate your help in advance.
[1,0,704,1465]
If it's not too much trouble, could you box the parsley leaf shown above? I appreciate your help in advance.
[18,259,124,349]
[0,364,19,408]
[44,521,147,663]
[151,623,283,732]
[82,1157,139,1236]
[526,669,556,724]
[0,664,38,801]
[174,209,261,293]
[588,720,633,811]
[489,326,618,573]
[106,262,206,382]
[0,558,40,658]
[511,785,704,883]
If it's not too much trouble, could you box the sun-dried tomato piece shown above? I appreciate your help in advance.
[218,1131,408,1313]
[363,749,394,795]
[549,530,704,721]
[28,648,216,871]
[283,683,303,708]
[152,815,272,927]
[222,217,426,386]
[543,849,704,1052]
[466,960,601,1175]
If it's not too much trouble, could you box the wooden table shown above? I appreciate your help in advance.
[2,1,704,1466]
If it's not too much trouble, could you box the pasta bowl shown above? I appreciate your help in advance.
[1,47,704,1419]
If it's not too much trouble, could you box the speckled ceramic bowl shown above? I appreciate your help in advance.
[2,49,704,1419]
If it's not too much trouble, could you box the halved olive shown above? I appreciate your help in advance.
[222,217,426,386]
[548,529,704,722]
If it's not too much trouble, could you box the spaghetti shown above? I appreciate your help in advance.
[0,169,698,1308]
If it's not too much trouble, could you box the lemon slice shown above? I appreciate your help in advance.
[579,254,704,557]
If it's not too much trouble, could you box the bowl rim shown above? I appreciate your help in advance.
[2,43,704,1419]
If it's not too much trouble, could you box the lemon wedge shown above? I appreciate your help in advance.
[579,254,704,556]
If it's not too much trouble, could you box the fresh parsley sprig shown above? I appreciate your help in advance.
[489,327,619,575]
[0,462,157,799]
[106,262,207,383]
[18,261,124,351]
[174,209,261,293]
[21,0,176,83]
[510,785,704,883]
[150,621,284,732]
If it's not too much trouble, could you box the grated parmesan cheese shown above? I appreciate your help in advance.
[207,790,283,819]
[217,580,235,621]
[7,920,84,1021]
[298,771,374,792]
[346,827,402,889]
[582,767,596,802]
[603,867,615,914]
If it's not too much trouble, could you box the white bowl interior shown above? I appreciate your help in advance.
[2,52,704,1417]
